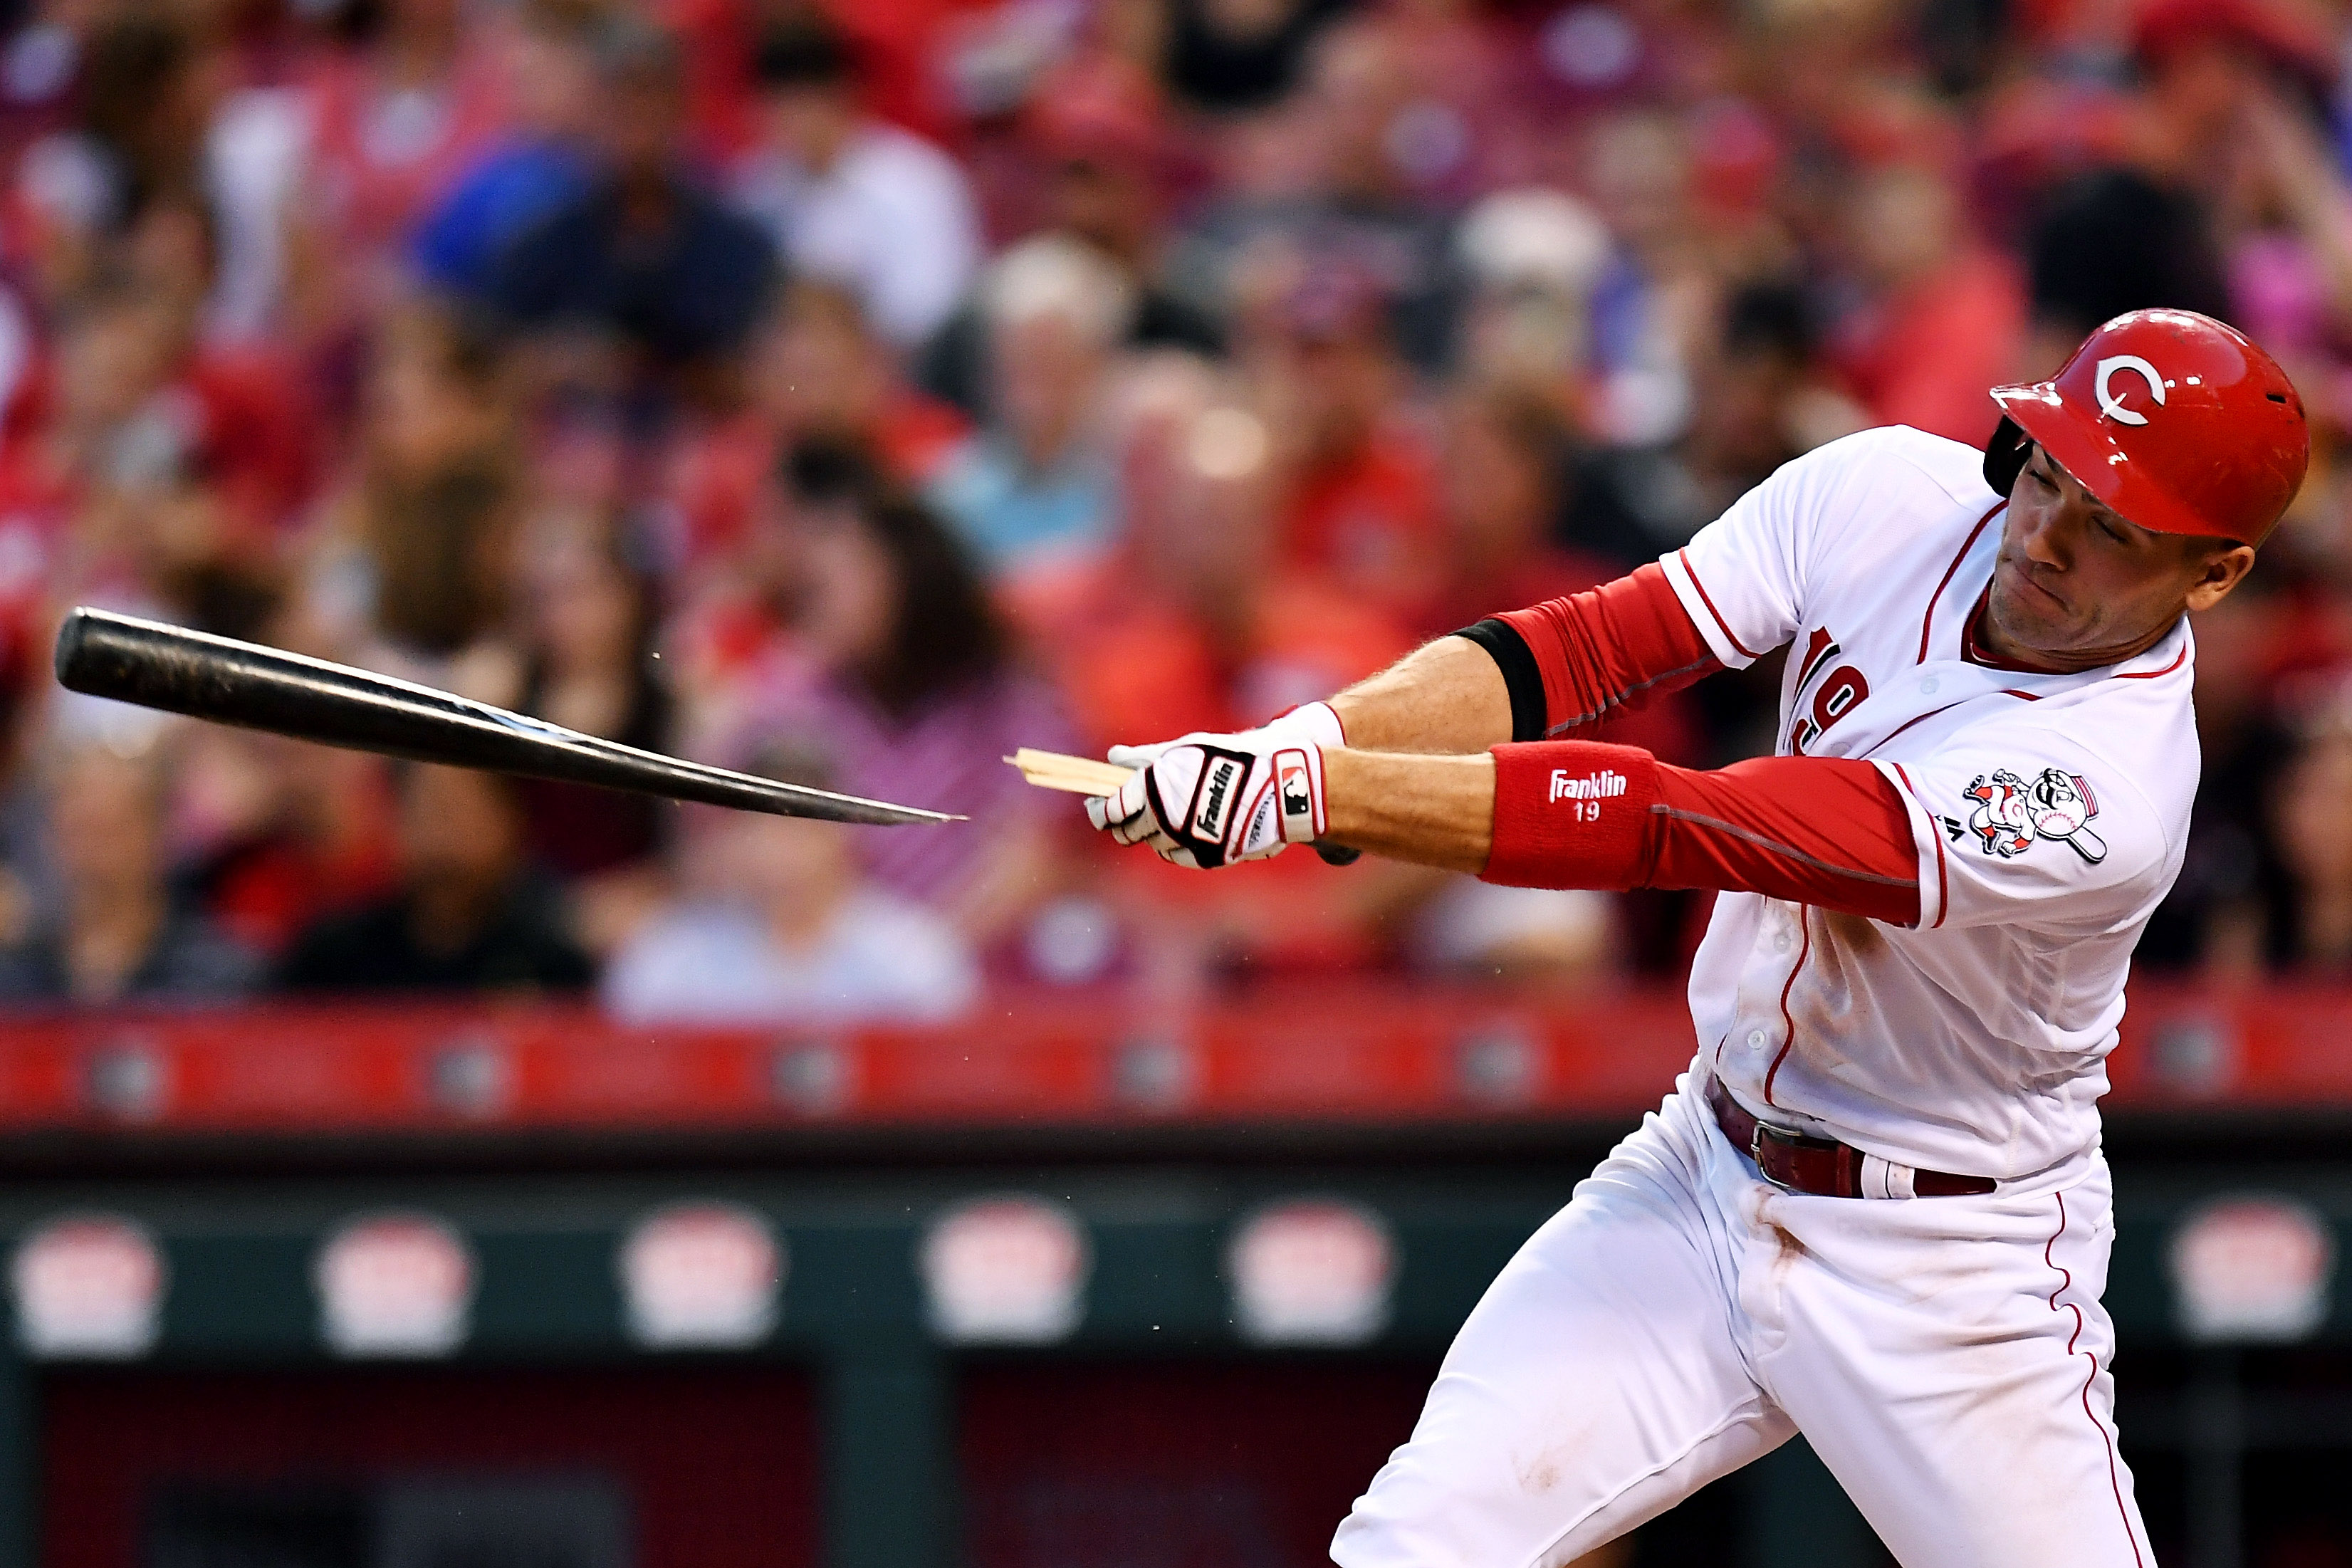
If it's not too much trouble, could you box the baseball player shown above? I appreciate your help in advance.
[1084,308,2309,1567]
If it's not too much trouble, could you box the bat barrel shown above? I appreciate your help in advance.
[57,607,485,741]
[54,608,953,828]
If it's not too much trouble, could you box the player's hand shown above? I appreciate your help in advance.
[1087,703,1342,869]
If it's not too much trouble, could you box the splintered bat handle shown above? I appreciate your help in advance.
[1005,750,1361,866]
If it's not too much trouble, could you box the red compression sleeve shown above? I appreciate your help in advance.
[1483,741,1921,925]
[1495,563,1722,737]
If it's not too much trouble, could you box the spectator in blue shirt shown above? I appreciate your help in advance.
[411,0,602,299]
[487,17,776,385]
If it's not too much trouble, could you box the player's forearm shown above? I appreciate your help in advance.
[1322,748,1496,873]
[1327,636,1515,753]
[1324,565,1720,758]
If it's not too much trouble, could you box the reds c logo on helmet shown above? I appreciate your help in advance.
[1989,310,2309,547]
[2093,355,2165,425]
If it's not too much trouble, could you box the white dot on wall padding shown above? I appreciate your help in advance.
[11,1214,166,1360]
[919,1196,1089,1346]
[315,1213,475,1359]
[620,1202,783,1351]
[2170,1195,2335,1344]
[1228,1199,1396,1348]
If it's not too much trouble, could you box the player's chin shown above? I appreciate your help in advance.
[1995,555,2072,615]
[1987,584,2054,644]
[1991,602,2110,669]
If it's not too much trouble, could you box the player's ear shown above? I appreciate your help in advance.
[1983,419,2032,498]
[2184,541,2258,614]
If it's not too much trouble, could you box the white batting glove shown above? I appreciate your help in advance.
[1087,702,1343,869]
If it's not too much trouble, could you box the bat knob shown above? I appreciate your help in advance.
[53,607,100,692]
[1313,843,1361,867]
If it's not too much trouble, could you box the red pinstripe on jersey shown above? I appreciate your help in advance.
[1889,763,1948,929]
[2116,644,2189,679]
[1920,503,2008,663]
[1676,550,1762,659]
[1763,906,1813,1107]
[2046,1192,2148,1568]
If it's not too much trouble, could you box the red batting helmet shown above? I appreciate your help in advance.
[1985,308,2309,546]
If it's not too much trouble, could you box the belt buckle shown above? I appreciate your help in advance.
[1748,1120,1806,1193]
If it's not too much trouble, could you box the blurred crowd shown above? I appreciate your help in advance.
[7,0,2352,1019]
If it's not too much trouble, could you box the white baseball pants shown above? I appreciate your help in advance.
[1331,1067,2150,1568]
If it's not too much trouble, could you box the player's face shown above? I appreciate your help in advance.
[1987,446,2257,670]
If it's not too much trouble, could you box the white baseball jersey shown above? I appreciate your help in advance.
[1334,424,2170,1568]
[1658,424,2194,1185]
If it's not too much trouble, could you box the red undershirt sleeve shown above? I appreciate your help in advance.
[1480,738,1922,926]
[1483,563,1723,740]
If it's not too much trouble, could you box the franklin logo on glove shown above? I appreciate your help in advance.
[1191,753,1247,841]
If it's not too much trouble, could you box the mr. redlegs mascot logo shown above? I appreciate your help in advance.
[1962,768,2108,864]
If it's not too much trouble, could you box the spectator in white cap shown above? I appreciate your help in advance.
[1453,187,1613,399]
[926,234,1134,578]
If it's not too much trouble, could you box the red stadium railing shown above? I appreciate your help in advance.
[0,983,2345,1136]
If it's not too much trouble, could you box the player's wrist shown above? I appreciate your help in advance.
[1318,749,1496,874]
[1264,739,1329,846]
[1269,701,1346,751]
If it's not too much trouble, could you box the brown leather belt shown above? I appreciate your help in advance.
[1707,1076,1995,1198]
